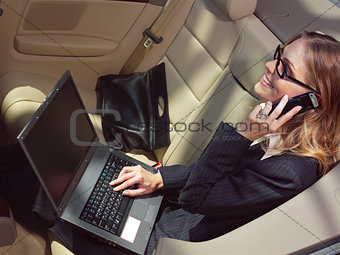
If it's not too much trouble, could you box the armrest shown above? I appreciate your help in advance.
[15,35,118,57]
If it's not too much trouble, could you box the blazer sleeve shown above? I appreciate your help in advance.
[158,164,191,192]
[158,122,251,192]
[177,122,319,218]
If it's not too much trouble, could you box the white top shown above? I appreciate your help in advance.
[260,133,281,160]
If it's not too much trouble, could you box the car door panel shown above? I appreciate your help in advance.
[15,1,146,57]
[0,0,164,89]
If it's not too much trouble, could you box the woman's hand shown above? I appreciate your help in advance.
[237,95,302,141]
[109,165,163,197]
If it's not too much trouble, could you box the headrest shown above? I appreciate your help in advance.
[228,18,281,96]
[213,0,257,20]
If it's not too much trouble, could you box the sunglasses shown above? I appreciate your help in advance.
[274,45,319,94]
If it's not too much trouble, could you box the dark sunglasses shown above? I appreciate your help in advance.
[274,45,319,94]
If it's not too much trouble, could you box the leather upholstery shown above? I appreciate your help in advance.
[156,0,279,165]
[213,0,257,21]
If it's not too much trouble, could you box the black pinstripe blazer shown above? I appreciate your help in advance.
[157,122,319,242]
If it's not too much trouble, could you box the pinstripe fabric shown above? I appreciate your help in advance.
[0,122,319,255]
[160,123,319,217]
[148,122,320,253]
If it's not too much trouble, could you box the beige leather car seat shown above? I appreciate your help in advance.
[145,0,280,166]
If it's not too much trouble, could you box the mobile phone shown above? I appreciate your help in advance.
[270,92,320,118]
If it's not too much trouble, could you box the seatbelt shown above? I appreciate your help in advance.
[120,0,184,74]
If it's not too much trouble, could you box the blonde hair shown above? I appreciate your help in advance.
[270,31,340,176]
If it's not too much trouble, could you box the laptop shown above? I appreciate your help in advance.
[17,70,163,254]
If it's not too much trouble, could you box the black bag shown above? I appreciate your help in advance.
[100,63,170,152]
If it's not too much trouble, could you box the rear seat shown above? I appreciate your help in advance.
[157,0,280,166]
[4,0,339,255]
[0,0,280,167]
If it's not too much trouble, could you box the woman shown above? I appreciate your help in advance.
[1,31,340,254]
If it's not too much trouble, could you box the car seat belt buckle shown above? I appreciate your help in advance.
[143,28,163,48]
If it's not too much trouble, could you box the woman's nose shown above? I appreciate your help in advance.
[265,59,277,74]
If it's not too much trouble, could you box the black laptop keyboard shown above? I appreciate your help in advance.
[80,154,137,235]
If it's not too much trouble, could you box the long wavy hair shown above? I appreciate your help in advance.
[271,31,340,176]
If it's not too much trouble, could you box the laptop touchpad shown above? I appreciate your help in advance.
[129,199,149,220]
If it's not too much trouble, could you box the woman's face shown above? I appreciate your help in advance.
[254,38,311,104]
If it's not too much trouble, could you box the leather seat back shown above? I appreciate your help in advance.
[156,0,280,165]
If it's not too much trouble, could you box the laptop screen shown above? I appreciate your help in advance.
[19,71,96,207]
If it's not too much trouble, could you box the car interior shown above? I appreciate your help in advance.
[0,0,340,254]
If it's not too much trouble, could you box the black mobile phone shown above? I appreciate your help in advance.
[270,92,319,118]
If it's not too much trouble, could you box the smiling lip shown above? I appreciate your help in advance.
[260,74,273,89]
